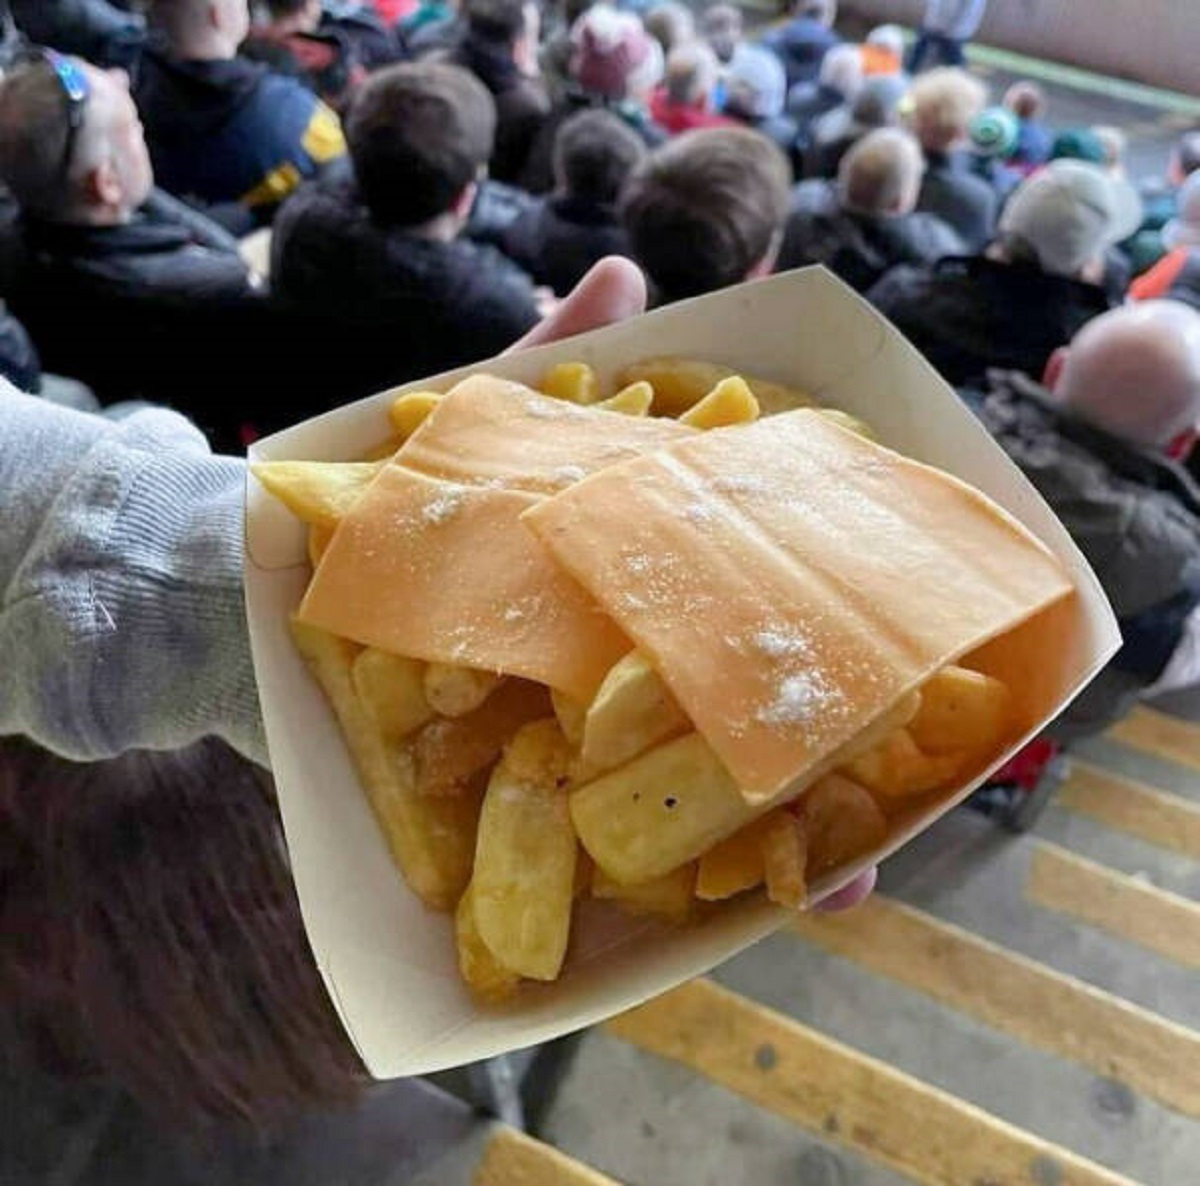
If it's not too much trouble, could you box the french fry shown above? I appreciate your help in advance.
[572,691,922,886]
[422,662,503,718]
[841,727,963,800]
[616,357,815,417]
[540,361,599,404]
[308,523,335,568]
[412,679,551,797]
[581,651,690,772]
[815,407,876,441]
[472,720,578,980]
[595,381,653,416]
[592,863,696,923]
[456,883,520,1002]
[388,391,442,440]
[802,774,887,878]
[761,812,807,909]
[251,460,384,530]
[351,648,434,742]
[290,619,479,909]
[695,814,775,900]
[551,687,587,747]
[679,376,760,429]
[908,666,1013,757]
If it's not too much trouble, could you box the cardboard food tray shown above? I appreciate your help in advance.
[244,267,1120,1079]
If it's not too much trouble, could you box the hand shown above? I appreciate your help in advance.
[513,256,877,914]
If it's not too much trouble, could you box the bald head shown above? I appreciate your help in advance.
[838,128,924,218]
[1053,302,1200,450]
[150,0,250,59]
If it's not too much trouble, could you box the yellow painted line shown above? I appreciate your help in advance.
[473,1127,622,1186]
[1027,843,1200,969]
[792,896,1200,1119]
[1057,761,1200,859]
[608,979,1136,1186]
[1106,706,1200,774]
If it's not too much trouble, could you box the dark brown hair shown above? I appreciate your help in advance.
[347,62,496,227]
[620,127,791,302]
[0,737,363,1130]
[554,108,646,205]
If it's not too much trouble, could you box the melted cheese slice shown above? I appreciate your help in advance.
[524,409,1075,801]
[397,374,693,494]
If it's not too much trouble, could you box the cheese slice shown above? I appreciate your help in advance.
[397,374,693,495]
[297,464,629,701]
[524,409,1075,801]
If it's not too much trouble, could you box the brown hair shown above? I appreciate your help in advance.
[554,108,646,204]
[0,737,363,1129]
[347,62,495,226]
[621,127,791,302]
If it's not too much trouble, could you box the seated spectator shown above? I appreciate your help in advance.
[10,0,146,70]
[135,0,347,229]
[860,25,904,77]
[242,0,367,109]
[786,42,862,130]
[1003,80,1052,173]
[805,72,906,179]
[450,0,550,183]
[722,42,799,164]
[867,160,1140,387]
[538,0,592,102]
[700,2,741,66]
[319,0,406,68]
[401,0,462,57]
[521,4,665,193]
[761,0,839,90]
[643,1,695,57]
[0,53,265,446]
[777,127,963,292]
[962,302,1200,738]
[1050,126,1106,166]
[1131,172,1200,306]
[1093,125,1128,179]
[1128,130,1200,276]
[907,67,996,250]
[650,42,734,136]
[272,62,541,398]
[503,108,644,294]
[621,126,791,304]
[966,104,1020,205]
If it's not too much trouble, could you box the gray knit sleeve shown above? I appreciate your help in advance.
[0,387,266,764]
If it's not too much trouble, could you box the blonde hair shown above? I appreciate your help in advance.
[838,127,923,216]
[909,67,987,152]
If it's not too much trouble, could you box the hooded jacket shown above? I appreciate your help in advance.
[502,194,632,295]
[964,370,1200,738]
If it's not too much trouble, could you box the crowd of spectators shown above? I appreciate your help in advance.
[4,0,1200,1139]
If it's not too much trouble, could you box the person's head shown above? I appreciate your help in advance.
[789,0,836,26]
[1163,170,1200,251]
[259,0,322,31]
[346,62,495,234]
[1050,127,1105,166]
[818,42,863,99]
[149,0,251,60]
[643,1,695,56]
[995,159,1143,281]
[838,127,925,218]
[0,56,153,226]
[701,3,741,63]
[553,106,646,203]
[662,40,719,110]
[1168,130,1200,187]
[1092,125,1127,175]
[724,42,787,121]
[850,72,908,131]
[621,126,791,302]
[865,24,904,61]
[0,737,363,1127]
[1003,80,1045,122]
[968,105,1019,159]
[907,67,986,153]
[570,5,664,103]
[466,0,539,70]
[1044,301,1200,454]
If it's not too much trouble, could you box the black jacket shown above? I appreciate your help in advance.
[271,174,540,398]
[502,195,632,296]
[964,370,1200,739]
[5,190,265,447]
[866,254,1112,388]
[917,150,998,252]
[0,302,40,393]
[777,180,964,292]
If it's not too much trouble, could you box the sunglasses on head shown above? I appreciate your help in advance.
[23,47,90,179]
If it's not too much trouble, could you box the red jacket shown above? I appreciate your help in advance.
[649,90,738,137]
